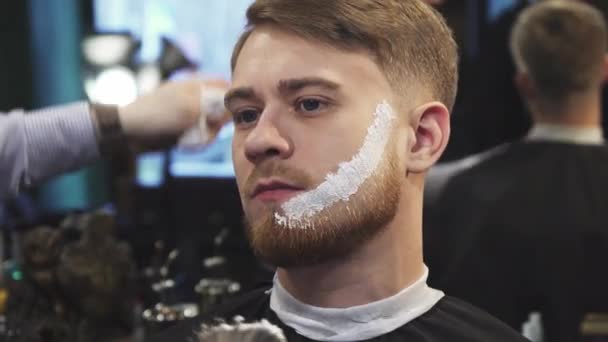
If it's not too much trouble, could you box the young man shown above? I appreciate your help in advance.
[425,1,608,341]
[155,0,528,341]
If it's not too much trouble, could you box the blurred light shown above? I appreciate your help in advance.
[11,270,22,281]
[87,66,138,105]
[0,288,7,314]
[82,34,135,67]
[99,203,117,216]
[170,161,234,178]
[488,0,516,20]
[136,152,166,188]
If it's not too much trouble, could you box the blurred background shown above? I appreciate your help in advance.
[1,0,607,341]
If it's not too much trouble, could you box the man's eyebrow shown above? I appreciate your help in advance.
[278,77,340,96]
[224,87,257,108]
[224,78,340,108]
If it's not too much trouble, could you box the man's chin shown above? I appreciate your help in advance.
[243,162,401,269]
[245,216,362,268]
[253,238,352,269]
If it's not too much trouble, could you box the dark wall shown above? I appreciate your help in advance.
[0,1,33,111]
[0,0,94,112]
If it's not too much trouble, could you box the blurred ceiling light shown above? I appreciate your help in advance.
[82,33,137,67]
[86,66,138,105]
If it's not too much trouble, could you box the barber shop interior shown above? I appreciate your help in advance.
[1,1,607,341]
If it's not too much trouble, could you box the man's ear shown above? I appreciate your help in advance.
[514,71,535,100]
[407,102,450,174]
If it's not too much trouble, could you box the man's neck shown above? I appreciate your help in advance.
[532,90,602,128]
[276,191,424,308]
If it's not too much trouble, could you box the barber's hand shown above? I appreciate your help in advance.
[118,79,230,147]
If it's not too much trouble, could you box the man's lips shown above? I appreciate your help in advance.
[250,179,304,202]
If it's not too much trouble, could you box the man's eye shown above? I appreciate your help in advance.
[234,109,259,125]
[297,99,326,113]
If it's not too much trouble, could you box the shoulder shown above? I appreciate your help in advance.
[457,142,608,178]
[449,142,608,198]
[426,144,510,203]
[440,142,566,204]
[449,143,528,182]
[404,296,530,342]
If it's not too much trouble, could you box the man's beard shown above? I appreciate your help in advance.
[243,147,401,268]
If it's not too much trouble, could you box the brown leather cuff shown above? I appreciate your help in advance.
[90,103,128,157]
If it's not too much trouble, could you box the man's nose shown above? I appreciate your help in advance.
[243,112,292,164]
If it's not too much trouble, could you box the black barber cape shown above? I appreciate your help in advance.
[425,141,608,342]
[150,286,528,341]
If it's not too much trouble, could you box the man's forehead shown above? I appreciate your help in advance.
[233,27,348,79]
[238,25,334,58]
[231,25,392,96]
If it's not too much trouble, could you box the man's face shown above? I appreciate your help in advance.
[227,25,410,267]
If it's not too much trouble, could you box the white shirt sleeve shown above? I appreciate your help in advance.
[0,102,100,200]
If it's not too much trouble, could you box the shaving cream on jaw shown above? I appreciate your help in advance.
[274,100,396,229]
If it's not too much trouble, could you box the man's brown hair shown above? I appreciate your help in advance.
[510,0,607,100]
[230,0,459,111]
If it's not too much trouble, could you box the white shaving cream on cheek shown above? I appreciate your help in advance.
[274,100,396,229]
